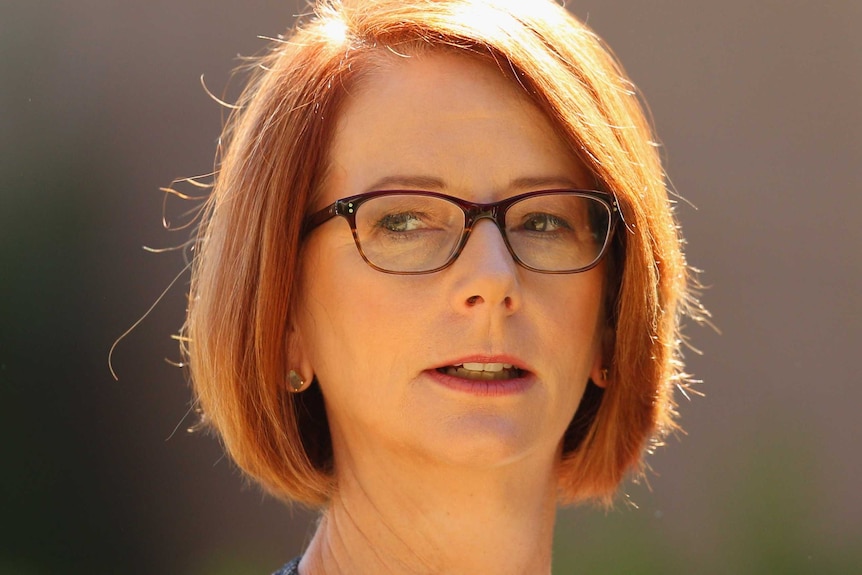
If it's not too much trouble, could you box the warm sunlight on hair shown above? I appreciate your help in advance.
[319,13,349,44]
[451,0,517,37]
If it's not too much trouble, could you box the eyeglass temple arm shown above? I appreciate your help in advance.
[303,202,341,235]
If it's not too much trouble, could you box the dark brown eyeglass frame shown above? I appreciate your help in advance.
[303,189,619,275]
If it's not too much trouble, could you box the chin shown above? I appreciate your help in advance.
[411,412,562,470]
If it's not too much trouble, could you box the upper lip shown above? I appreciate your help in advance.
[432,354,533,373]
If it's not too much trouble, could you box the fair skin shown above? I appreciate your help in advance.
[292,52,607,575]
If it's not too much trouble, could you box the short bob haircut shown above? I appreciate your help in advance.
[183,0,703,507]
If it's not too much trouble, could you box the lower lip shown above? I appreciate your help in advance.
[424,369,534,397]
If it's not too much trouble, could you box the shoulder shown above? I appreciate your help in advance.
[271,557,301,575]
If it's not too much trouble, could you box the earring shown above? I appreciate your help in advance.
[600,368,609,382]
[288,369,310,393]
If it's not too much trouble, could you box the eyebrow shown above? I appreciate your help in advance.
[508,176,585,191]
[363,174,586,194]
[362,175,447,193]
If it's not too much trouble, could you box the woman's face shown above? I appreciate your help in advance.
[293,52,606,473]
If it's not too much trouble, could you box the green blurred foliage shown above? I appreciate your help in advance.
[552,436,861,575]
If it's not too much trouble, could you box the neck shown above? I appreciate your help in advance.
[299,449,560,575]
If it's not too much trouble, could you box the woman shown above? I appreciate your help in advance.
[182,0,704,573]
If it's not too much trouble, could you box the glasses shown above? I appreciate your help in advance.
[304,189,618,274]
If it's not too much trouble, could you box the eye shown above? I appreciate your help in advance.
[377,211,427,232]
[521,213,573,233]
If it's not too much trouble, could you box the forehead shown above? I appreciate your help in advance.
[321,50,590,201]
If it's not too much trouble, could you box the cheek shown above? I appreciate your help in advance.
[297,240,428,383]
[541,272,606,366]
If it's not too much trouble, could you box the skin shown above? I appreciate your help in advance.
[292,51,607,575]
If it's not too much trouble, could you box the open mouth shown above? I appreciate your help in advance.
[436,362,525,381]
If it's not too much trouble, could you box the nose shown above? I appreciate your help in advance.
[448,219,522,314]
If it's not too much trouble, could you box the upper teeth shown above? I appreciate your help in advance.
[456,362,514,372]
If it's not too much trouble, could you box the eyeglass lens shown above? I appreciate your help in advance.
[353,193,611,273]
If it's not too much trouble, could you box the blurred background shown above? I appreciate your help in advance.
[1,1,860,573]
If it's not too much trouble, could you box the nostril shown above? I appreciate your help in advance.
[466,295,482,306]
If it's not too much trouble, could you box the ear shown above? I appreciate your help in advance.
[589,352,608,389]
[589,326,615,389]
[286,318,315,386]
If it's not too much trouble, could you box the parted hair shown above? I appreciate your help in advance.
[183,0,703,507]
